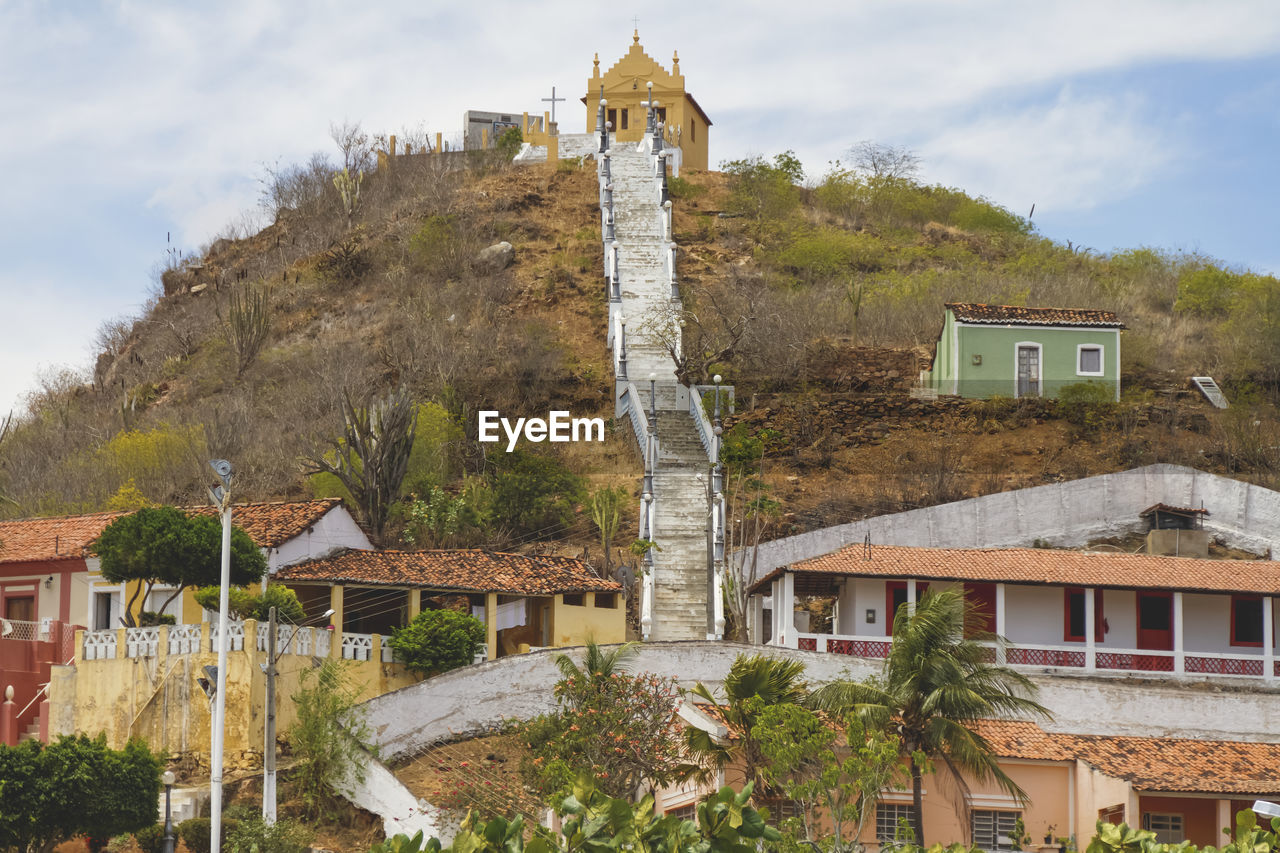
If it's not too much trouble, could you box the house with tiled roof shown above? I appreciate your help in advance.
[748,543,1279,684]
[0,499,368,742]
[920,303,1124,400]
[670,709,1280,850]
[274,548,625,661]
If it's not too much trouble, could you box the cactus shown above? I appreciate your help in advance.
[220,284,272,377]
[333,167,364,222]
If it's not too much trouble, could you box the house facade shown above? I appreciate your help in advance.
[274,548,627,661]
[922,303,1123,400]
[667,711,1280,851]
[0,498,370,743]
[749,543,1279,683]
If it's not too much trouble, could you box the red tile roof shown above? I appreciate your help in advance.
[0,499,347,564]
[274,548,621,596]
[974,720,1280,795]
[749,543,1280,596]
[1140,503,1210,518]
[947,303,1123,328]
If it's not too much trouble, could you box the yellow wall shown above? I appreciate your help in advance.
[48,621,415,768]
[586,33,710,171]
[551,592,627,646]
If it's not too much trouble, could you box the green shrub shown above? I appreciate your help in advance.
[489,451,586,538]
[667,175,705,200]
[138,611,176,626]
[133,823,164,853]
[178,817,240,853]
[193,584,303,622]
[771,227,887,282]
[1057,381,1118,436]
[1175,265,1243,316]
[496,127,522,161]
[289,659,374,819]
[225,816,311,853]
[390,609,486,677]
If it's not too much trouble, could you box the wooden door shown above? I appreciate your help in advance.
[4,595,34,622]
[885,582,928,635]
[1017,345,1040,397]
[965,583,997,637]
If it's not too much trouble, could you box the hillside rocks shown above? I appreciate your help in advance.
[476,241,515,271]
[799,341,931,393]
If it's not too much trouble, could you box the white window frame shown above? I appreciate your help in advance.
[1143,813,1183,844]
[972,808,1022,853]
[1013,341,1042,398]
[876,802,918,842]
[87,581,126,631]
[1077,343,1105,377]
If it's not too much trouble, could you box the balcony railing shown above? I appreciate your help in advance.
[787,631,1276,681]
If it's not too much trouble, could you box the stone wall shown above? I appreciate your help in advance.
[800,342,929,393]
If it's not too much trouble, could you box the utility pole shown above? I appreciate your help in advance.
[263,605,278,824]
[207,459,234,853]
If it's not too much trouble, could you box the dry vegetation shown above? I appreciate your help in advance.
[4,135,1280,551]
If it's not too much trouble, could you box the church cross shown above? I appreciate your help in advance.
[541,86,566,123]
[632,15,640,29]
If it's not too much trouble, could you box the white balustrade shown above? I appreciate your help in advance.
[83,630,118,661]
[168,624,202,655]
[210,620,245,652]
[125,626,160,658]
[342,632,373,661]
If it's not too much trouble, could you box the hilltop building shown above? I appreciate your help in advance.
[584,31,712,170]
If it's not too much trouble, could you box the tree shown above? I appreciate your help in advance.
[305,387,418,541]
[753,705,903,851]
[193,583,304,623]
[93,506,267,627]
[522,641,683,799]
[289,658,374,820]
[848,141,921,181]
[330,119,373,174]
[589,486,625,575]
[489,451,586,539]
[808,589,1051,846]
[388,608,485,677]
[683,653,807,790]
[0,735,160,853]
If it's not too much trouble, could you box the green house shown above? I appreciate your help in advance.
[922,303,1123,400]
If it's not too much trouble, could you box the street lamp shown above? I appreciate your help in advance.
[161,770,176,853]
[206,459,233,853]
[648,372,657,424]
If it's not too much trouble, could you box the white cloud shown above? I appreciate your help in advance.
[921,89,1178,213]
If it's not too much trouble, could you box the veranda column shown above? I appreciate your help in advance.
[1265,596,1274,681]
[1084,588,1097,672]
[906,579,917,614]
[485,592,499,661]
[995,583,1007,664]
[1173,592,1185,675]
[782,572,796,648]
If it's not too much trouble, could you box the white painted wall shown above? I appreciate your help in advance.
[1183,593,1233,654]
[1102,590,1136,648]
[268,506,372,571]
[1004,585,1065,645]
[745,465,1280,572]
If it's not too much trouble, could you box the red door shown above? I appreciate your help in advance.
[1135,591,1173,670]
[965,583,997,637]
[885,582,928,636]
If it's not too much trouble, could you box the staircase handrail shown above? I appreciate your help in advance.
[618,382,659,470]
[687,386,718,464]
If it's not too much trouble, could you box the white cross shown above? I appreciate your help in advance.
[541,86,566,123]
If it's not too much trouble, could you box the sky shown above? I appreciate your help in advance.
[1,0,1278,416]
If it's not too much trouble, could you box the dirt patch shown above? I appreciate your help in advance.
[393,731,540,825]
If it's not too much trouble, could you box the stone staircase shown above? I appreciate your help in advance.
[601,127,721,641]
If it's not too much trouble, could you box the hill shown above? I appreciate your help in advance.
[3,142,1279,557]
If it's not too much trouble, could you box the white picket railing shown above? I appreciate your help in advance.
[341,632,373,661]
[168,624,202,655]
[82,630,117,661]
[125,626,160,658]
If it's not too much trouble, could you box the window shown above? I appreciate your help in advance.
[759,798,803,822]
[1143,813,1183,844]
[971,810,1021,852]
[877,803,917,842]
[691,118,696,142]
[1078,345,1104,376]
[1232,595,1264,646]
[665,802,697,820]
[620,109,629,130]
[1064,588,1105,642]
[594,592,618,609]
[562,593,585,607]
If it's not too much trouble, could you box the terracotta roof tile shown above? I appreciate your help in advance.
[749,543,1280,596]
[947,303,1123,328]
[1139,503,1210,518]
[974,720,1280,795]
[275,548,621,596]
[0,499,346,563]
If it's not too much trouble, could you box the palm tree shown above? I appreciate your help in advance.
[808,589,1051,846]
[683,653,808,789]
[553,638,640,683]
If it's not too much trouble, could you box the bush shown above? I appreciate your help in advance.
[389,608,485,677]
[193,584,304,623]
[138,611,176,626]
[289,659,374,819]
[489,451,586,538]
[224,816,311,853]
[178,817,240,853]
[133,823,164,853]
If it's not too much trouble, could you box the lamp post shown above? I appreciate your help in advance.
[206,459,233,853]
[648,372,657,425]
[161,769,176,853]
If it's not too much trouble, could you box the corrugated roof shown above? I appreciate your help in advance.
[0,499,346,564]
[749,543,1280,596]
[946,303,1123,328]
[1139,503,1210,518]
[275,548,621,596]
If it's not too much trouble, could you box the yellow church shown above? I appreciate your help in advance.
[584,31,712,171]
